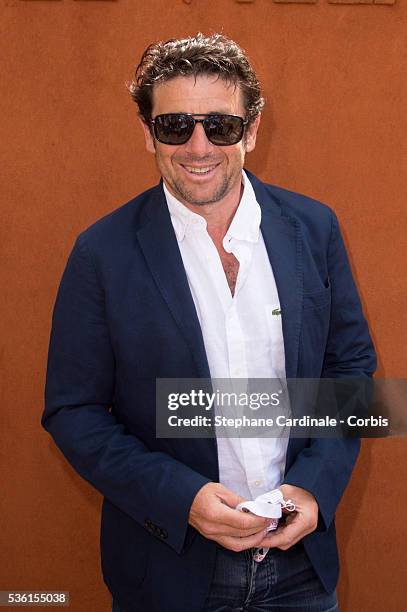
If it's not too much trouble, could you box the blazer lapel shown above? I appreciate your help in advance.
[136,184,211,379]
[249,172,303,379]
[136,185,218,480]
[249,172,305,472]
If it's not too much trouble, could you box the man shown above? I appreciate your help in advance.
[42,33,376,611]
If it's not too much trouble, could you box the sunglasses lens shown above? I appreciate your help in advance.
[153,114,193,145]
[204,115,244,145]
[152,114,245,146]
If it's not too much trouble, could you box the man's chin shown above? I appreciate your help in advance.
[172,181,230,207]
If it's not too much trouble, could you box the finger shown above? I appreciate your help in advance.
[285,513,296,525]
[195,500,271,538]
[258,519,308,550]
[213,504,271,534]
[214,499,272,528]
[216,488,246,509]
[217,528,270,553]
[203,518,272,539]
[219,524,272,538]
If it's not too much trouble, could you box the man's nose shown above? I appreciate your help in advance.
[183,122,214,155]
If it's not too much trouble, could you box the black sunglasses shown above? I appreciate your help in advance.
[150,113,248,146]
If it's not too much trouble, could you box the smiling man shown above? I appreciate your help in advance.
[42,34,376,612]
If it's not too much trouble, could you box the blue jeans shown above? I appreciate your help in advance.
[112,543,339,612]
[201,543,338,611]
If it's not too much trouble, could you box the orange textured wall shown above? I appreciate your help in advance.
[1,1,407,610]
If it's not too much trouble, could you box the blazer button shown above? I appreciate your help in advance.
[159,529,168,540]
[144,518,153,531]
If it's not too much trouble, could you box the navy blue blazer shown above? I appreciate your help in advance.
[42,171,376,612]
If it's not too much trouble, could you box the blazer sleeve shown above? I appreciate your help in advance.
[282,211,377,530]
[42,234,210,554]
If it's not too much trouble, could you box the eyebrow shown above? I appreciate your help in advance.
[206,111,238,115]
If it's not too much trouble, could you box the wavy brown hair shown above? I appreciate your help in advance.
[128,33,264,127]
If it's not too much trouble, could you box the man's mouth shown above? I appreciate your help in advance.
[180,163,220,175]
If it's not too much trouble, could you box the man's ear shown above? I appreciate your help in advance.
[138,117,156,154]
[244,114,261,153]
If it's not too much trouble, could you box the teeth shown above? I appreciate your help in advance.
[183,165,216,174]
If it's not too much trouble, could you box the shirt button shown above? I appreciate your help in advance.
[254,481,263,487]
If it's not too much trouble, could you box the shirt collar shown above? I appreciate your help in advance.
[163,182,207,242]
[226,170,261,244]
[163,170,261,244]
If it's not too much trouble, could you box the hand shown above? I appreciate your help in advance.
[257,484,319,551]
[188,482,272,552]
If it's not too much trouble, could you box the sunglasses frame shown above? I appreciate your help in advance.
[150,113,248,146]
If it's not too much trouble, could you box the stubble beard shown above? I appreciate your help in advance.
[170,174,231,206]
[168,159,244,207]
[156,148,244,206]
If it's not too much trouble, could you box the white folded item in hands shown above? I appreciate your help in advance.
[236,488,296,562]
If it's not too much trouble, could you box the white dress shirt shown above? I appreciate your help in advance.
[164,171,288,500]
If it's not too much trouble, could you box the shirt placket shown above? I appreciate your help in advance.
[225,239,268,498]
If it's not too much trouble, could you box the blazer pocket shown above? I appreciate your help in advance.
[303,286,331,311]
